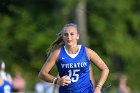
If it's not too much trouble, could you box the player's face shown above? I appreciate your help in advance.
[62,26,79,46]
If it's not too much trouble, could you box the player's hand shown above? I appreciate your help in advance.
[57,76,71,86]
[94,87,101,93]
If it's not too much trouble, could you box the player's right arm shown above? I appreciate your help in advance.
[38,49,60,83]
[38,48,71,86]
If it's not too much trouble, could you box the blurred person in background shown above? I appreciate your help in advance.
[0,60,13,84]
[39,23,109,93]
[0,64,12,93]
[12,72,26,93]
[35,80,54,93]
[118,74,131,93]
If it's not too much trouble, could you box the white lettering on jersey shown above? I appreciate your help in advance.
[4,85,11,93]
[61,62,87,68]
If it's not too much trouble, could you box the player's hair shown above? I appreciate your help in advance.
[47,23,78,57]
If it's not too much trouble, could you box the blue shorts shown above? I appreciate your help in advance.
[59,82,94,93]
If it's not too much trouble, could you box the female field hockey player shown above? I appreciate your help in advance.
[0,60,12,84]
[0,61,12,93]
[38,23,109,93]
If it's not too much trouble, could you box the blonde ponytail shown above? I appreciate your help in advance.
[46,32,64,57]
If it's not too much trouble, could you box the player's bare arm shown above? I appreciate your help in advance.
[38,49,71,86]
[86,47,109,92]
[38,49,60,83]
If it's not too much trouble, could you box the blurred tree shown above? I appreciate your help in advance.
[75,0,89,45]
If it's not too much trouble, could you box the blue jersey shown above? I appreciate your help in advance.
[0,80,12,93]
[57,45,94,92]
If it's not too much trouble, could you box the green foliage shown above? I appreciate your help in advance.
[87,0,140,90]
[0,0,140,91]
[0,0,77,90]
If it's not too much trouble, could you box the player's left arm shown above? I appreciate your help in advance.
[7,74,13,84]
[86,48,109,90]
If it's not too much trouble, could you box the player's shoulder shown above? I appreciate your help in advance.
[85,47,96,56]
[85,47,92,52]
[51,48,61,58]
[53,48,61,54]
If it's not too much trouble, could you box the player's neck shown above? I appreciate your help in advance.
[66,45,79,54]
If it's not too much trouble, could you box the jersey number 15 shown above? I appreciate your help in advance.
[68,69,80,82]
